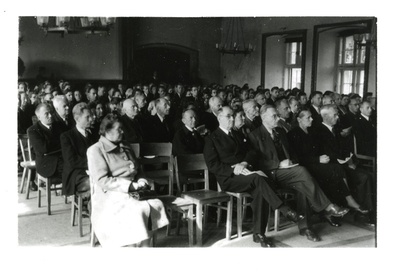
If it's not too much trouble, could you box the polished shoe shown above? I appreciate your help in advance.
[299,228,321,242]
[253,234,275,248]
[29,181,38,191]
[325,205,350,217]
[324,215,341,227]
[350,206,370,215]
[284,209,304,223]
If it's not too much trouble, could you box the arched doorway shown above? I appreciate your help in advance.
[131,43,199,85]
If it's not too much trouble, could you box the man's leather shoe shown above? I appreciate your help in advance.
[284,209,304,223]
[351,206,370,215]
[325,205,350,217]
[299,228,321,242]
[29,181,38,191]
[324,215,341,227]
[253,234,275,247]
[354,212,375,227]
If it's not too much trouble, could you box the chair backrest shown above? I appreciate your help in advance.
[18,134,33,162]
[353,135,374,160]
[129,143,140,159]
[137,143,173,193]
[174,153,209,190]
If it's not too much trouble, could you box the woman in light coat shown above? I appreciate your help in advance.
[87,114,169,247]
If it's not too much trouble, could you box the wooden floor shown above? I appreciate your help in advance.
[17,174,376,248]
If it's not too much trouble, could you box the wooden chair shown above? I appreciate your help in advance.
[137,143,174,194]
[18,134,36,199]
[71,194,84,237]
[37,174,65,215]
[176,154,232,247]
[267,189,297,232]
[353,135,376,173]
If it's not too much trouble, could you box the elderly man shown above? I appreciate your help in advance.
[120,99,144,143]
[52,95,73,131]
[248,105,350,241]
[313,104,375,225]
[147,97,173,142]
[202,96,223,132]
[204,106,303,247]
[60,103,95,215]
[172,109,204,155]
[275,98,292,133]
[28,103,64,186]
[242,99,261,138]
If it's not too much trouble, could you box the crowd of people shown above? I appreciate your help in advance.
[17,78,377,247]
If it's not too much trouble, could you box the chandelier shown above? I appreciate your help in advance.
[35,16,116,37]
[216,18,254,55]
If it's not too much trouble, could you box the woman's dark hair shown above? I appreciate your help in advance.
[99,113,121,136]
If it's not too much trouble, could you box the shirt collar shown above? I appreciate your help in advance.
[157,113,164,122]
[100,136,129,153]
[40,121,51,130]
[322,122,334,133]
[312,104,320,114]
[185,125,194,132]
[76,125,87,137]
[219,126,230,135]
[361,113,370,121]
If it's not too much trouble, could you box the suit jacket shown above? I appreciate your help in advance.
[309,105,322,126]
[243,116,261,138]
[120,114,144,143]
[146,114,173,142]
[60,127,96,195]
[287,126,321,165]
[313,123,350,163]
[172,126,204,155]
[52,111,74,132]
[27,121,64,178]
[353,115,376,156]
[247,126,297,172]
[203,128,253,188]
[277,118,292,133]
[201,111,219,132]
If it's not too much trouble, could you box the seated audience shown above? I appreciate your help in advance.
[353,100,376,157]
[146,98,174,142]
[275,98,292,133]
[247,105,350,241]
[242,99,261,138]
[308,91,323,127]
[202,96,223,132]
[87,114,169,247]
[204,106,303,248]
[120,98,144,143]
[52,95,74,131]
[172,109,204,155]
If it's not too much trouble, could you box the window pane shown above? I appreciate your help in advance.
[358,70,364,96]
[338,37,343,65]
[344,36,354,64]
[291,68,302,89]
[342,70,353,94]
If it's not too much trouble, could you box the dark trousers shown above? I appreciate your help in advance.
[272,166,331,230]
[223,173,283,235]
[344,166,375,211]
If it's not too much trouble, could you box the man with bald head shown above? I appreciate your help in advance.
[172,109,204,155]
[28,103,64,186]
[248,105,351,241]
[204,106,303,247]
[146,97,173,142]
[120,98,144,143]
[201,96,223,132]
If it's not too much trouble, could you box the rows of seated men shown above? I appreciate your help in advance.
[17,79,377,247]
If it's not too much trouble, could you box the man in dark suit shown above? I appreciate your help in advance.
[275,98,292,133]
[242,99,261,138]
[120,99,144,143]
[247,105,350,242]
[204,106,303,247]
[201,96,222,133]
[28,103,64,186]
[146,98,174,142]
[353,101,376,157]
[52,95,74,132]
[314,104,375,225]
[308,91,323,127]
[60,103,95,212]
[172,109,204,155]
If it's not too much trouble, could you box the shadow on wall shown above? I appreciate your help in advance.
[21,60,84,82]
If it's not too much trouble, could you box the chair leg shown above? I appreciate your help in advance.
[90,229,97,247]
[274,209,280,232]
[37,178,42,208]
[78,196,83,237]
[188,205,194,247]
[71,195,76,226]
[166,208,172,236]
[237,196,243,239]
[176,211,182,236]
[25,169,32,199]
[266,205,271,232]
[46,180,51,215]
[242,197,247,221]
[226,197,233,240]
[216,204,221,227]
[195,203,203,247]
[20,167,27,193]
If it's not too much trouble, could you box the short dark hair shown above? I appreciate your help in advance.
[99,113,121,136]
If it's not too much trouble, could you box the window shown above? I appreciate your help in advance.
[337,35,366,95]
[285,41,302,89]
